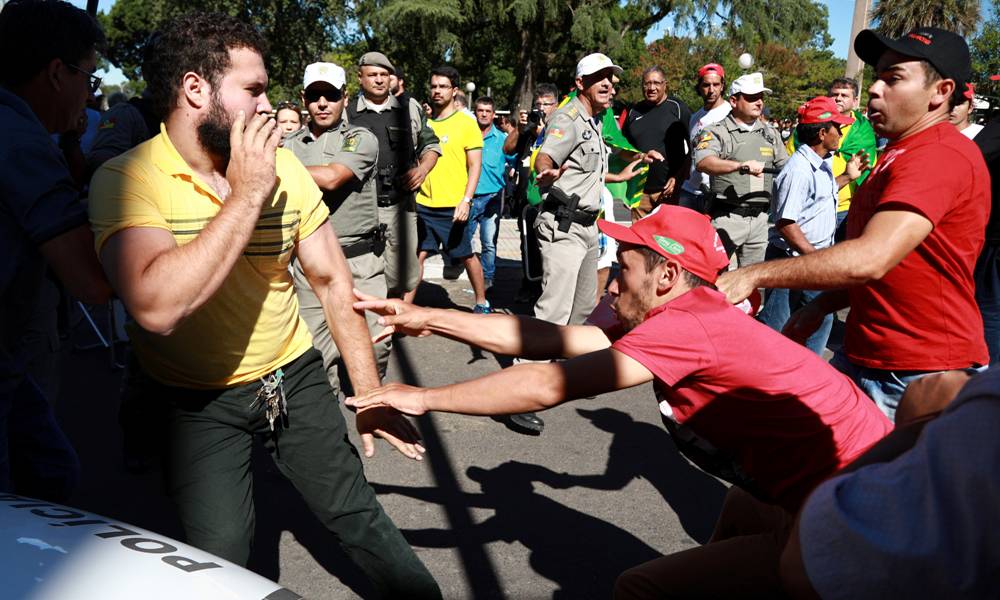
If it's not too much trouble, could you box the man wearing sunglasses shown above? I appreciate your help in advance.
[758,96,867,355]
[284,62,392,393]
[0,0,112,500]
[694,72,789,269]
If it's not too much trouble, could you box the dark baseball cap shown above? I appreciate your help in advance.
[854,27,971,85]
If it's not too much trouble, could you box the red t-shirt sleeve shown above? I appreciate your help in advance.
[876,145,970,225]
[611,311,717,387]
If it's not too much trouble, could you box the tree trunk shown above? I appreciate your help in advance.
[509,15,542,110]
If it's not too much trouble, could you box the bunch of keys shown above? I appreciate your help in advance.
[256,368,287,433]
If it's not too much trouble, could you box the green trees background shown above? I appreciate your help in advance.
[94,0,997,118]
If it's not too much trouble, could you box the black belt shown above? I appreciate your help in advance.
[711,203,768,218]
[341,229,385,259]
[377,195,405,208]
[541,200,598,227]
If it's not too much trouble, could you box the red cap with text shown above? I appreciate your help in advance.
[797,96,854,125]
[598,206,730,284]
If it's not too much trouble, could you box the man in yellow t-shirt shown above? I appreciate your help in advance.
[87,15,439,597]
[410,65,490,311]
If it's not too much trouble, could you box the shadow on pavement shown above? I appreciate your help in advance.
[573,408,727,544]
[372,460,662,600]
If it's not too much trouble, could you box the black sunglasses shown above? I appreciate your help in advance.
[304,88,343,103]
[66,63,102,95]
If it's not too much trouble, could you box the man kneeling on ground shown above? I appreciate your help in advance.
[347,205,893,597]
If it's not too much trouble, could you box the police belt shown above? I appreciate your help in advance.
[710,202,769,219]
[377,193,406,208]
[541,198,598,227]
[341,227,386,259]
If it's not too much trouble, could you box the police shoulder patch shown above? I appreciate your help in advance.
[342,132,361,152]
[698,131,714,143]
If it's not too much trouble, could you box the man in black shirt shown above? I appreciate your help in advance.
[622,65,692,219]
[974,116,1000,364]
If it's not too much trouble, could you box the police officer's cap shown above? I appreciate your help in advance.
[729,72,771,97]
[358,51,395,75]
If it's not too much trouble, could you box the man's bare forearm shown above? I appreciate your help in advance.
[423,309,609,359]
[314,260,380,394]
[502,128,519,155]
[425,362,569,415]
[732,239,882,291]
[110,194,266,334]
[306,163,354,192]
[534,152,555,175]
[776,221,817,255]
[696,155,741,176]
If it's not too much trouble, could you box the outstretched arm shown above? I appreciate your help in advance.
[347,348,654,416]
[354,292,613,359]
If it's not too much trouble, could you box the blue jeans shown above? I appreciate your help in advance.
[0,375,79,500]
[975,244,1000,365]
[830,352,939,422]
[470,191,501,280]
[759,245,833,355]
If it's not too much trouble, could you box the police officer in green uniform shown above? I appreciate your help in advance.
[694,72,788,268]
[349,51,441,298]
[285,62,390,391]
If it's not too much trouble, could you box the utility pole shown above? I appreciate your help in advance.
[846,0,873,85]
[87,0,99,16]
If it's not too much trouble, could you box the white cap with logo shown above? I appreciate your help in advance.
[729,72,772,96]
[575,53,624,78]
[303,62,346,89]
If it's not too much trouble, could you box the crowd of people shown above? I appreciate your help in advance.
[1,0,998,597]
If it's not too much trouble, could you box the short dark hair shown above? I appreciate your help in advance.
[534,82,559,101]
[0,0,105,87]
[795,121,836,146]
[142,13,267,120]
[635,246,715,288]
[430,65,460,88]
[828,77,859,97]
[474,96,494,109]
[642,65,666,81]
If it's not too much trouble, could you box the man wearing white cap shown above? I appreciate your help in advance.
[694,72,788,268]
[285,62,392,395]
[532,53,626,328]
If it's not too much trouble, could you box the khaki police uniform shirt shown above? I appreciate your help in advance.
[538,95,608,212]
[693,113,788,198]
[284,121,379,243]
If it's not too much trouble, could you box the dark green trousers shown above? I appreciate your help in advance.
[146,348,439,599]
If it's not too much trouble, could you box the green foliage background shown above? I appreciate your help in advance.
[94,0,997,118]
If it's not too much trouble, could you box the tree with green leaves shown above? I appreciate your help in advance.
[99,0,343,103]
[971,0,1000,104]
[870,0,981,37]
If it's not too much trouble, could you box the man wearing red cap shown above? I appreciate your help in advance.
[718,27,991,422]
[759,97,867,355]
[346,205,892,595]
[680,63,730,211]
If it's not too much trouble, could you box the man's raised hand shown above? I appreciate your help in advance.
[347,382,431,417]
[227,111,281,207]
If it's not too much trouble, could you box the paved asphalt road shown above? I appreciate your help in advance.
[56,267,737,599]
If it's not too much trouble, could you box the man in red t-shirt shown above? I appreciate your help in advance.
[717,27,990,421]
[347,205,892,597]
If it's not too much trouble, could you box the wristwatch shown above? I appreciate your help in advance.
[461,197,472,204]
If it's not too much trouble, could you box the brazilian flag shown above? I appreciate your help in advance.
[526,91,642,208]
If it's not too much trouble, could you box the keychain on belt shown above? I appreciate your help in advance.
[254,368,288,436]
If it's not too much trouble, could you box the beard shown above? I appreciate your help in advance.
[614,284,658,332]
[197,94,233,159]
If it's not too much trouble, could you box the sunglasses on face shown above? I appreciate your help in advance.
[304,88,343,104]
[66,63,102,95]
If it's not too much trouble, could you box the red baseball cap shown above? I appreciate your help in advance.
[697,63,725,80]
[798,96,854,125]
[598,206,730,284]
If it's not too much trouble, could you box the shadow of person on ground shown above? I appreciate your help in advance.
[372,460,662,599]
[571,408,728,543]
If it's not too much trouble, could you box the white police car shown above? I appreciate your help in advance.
[0,492,301,599]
